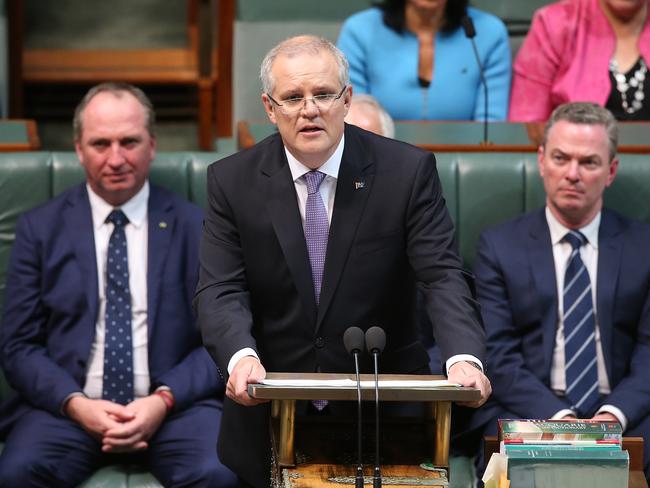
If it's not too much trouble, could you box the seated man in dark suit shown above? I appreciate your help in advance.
[472,102,650,479]
[0,83,237,487]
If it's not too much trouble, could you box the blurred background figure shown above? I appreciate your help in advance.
[345,93,395,137]
[337,0,511,122]
[509,0,650,122]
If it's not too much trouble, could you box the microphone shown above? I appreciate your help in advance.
[461,15,490,146]
[365,326,386,488]
[344,326,366,488]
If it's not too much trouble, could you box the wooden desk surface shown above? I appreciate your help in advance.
[237,120,650,154]
[484,435,647,488]
[0,119,41,151]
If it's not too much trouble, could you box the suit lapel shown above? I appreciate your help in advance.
[64,185,99,324]
[263,140,318,325]
[527,210,559,374]
[147,186,175,336]
[595,210,622,383]
[317,129,374,328]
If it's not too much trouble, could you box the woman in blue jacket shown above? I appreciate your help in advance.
[337,0,511,121]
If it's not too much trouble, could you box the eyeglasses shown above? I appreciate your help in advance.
[266,85,347,114]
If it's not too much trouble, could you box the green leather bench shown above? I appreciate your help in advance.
[1,150,649,486]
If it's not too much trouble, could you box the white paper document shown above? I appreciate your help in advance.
[258,378,461,388]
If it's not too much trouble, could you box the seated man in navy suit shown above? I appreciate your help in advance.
[472,102,650,479]
[0,83,237,487]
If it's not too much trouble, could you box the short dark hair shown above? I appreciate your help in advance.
[375,0,469,33]
[543,102,618,161]
[73,82,156,141]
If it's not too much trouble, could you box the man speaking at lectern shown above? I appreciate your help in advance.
[195,35,491,487]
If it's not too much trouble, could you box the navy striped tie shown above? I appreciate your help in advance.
[563,230,599,416]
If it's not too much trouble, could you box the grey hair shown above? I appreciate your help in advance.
[73,82,156,141]
[543,102,618,161]
[260,35,350,95]
[351,94,395,138]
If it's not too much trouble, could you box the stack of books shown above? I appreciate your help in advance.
[498,419,629,487]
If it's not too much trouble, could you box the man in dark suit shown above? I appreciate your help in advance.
[472,102,650,479]
[195,35,491,487]
[0,83,237,487]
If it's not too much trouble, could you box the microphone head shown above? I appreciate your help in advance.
[365,326,386,354]
[344,326,365,355]
[461,16,476,38]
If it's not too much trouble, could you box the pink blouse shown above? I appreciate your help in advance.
[509,0,650,121]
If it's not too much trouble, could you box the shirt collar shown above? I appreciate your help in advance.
[285,134,345,182]
[87,180,150,230]
[545,206,600,249]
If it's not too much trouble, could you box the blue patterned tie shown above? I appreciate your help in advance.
[103,209,134,405]
[303,171,329,305]
[563,230,599,416]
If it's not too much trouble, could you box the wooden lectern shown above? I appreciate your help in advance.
[248,372,480,487]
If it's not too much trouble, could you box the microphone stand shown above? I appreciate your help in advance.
[344,326,366,488]
[372,349,381,488]
[354,351,364,488]
[365,326,386,488]
[462,16,490,146]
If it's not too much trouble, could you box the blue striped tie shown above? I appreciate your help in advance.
[103,209,134,405]
[563,230,599,416]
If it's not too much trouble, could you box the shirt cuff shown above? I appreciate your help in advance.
[597,405,628,431]
[551,408,576,420]
[445,354,484,375]
[228,348,259,375]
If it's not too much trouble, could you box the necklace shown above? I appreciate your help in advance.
[609,58,647,114]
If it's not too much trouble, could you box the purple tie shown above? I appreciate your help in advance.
[303,171,329,305]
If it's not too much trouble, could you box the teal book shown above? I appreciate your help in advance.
[507,448,629,488]
[499,419,622,442]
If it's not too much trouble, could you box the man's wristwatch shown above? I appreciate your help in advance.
[465,361,483,373]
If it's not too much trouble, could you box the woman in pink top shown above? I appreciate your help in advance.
[509,0,650,121]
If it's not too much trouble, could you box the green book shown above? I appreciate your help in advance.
[507,448,629,488]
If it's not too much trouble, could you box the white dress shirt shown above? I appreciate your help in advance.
[229,136,482,375]
[546,208,626,428]
[84,182,150,399]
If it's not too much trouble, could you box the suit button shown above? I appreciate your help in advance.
[315,337,325,348]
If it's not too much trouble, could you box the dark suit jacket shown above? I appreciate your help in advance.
[472,208,650,431]
[195,124,485,487]
[0,183,222,437]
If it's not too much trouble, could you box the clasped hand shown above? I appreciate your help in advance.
[65,394,168,452]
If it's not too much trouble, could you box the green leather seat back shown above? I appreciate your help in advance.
[605,154,650,222]
[456,153,533,269]
[188,152,229,210]
[0,152,52,399]
[0,153,52,311]
[434,153,458,228]
[51,152,86,195]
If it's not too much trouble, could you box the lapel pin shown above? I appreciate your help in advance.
[159,221,167,229]
[354,180,365,190]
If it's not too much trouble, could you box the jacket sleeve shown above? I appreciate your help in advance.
[508,7,568,121]
[194,165,257,377]
[474,15,511,121]
[337,15,371,94]
[0,215,83,415]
